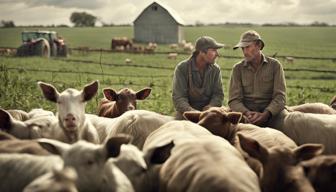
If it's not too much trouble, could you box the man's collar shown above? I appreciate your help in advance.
[243,53,268,67]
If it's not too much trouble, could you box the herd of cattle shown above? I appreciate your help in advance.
[111,37,194,55]
[0,80,336,192]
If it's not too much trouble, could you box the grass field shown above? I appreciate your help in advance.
[0,26,335,116]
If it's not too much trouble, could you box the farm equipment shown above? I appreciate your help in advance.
[16,31,68,57]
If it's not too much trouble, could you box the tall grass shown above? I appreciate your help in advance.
[0,26,335,115]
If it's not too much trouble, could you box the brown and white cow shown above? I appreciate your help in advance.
[239,133,323,192]
[97,87,151,118]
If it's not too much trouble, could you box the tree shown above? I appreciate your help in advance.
[70,12,97,27]
[1,20,15,28]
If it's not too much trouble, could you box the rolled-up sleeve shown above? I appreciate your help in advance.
[265,62,286,116]
[228,65,250,113]
[172,65,196,112]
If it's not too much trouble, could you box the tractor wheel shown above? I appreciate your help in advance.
[58,45,68,57]
[34,39,50,58]
[16,44,30,57]
[50,42,57,57]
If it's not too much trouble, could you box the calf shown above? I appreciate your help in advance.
[38,81,100,144]
[98,87,151,118]
[239,133,323,192]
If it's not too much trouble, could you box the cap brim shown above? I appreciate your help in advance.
[233,41,253,50]
[213,43,224,49]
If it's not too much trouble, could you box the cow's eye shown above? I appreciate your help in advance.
[87,159,94,166]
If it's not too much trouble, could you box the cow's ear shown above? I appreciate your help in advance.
[183,111,201,123]
[103,88,118,101]
[38,81,59,103]
[105,134,133,158]
[37,138,70,155]
[136,88,151,100]
[83,80,98,101]
[0,109,12,132]
[227,112,242,125]
[238,133,268,163]
[294,144,324,163]
[144,140,175,165]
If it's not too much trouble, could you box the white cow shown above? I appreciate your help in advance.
[143,120,261,192]
[0,108,57,139]
[273,110,336,154]
[111,139,174,192]
[0,135,134,192]
[38,81,100,144]
[87,110,174,148]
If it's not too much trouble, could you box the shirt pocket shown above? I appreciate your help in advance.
[261,74,274,94]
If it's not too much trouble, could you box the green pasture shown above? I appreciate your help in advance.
[0,26,335,116]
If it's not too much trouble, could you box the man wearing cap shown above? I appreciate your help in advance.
[172,36,224,119]
[228,30,286,127]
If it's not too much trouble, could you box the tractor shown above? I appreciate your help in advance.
[16,31,68,57]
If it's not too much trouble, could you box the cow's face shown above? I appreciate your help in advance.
[103,87,151,116]
[183,107,241,141]
[38,81,98,132]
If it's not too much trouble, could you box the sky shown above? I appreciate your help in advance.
[0,0,335,26]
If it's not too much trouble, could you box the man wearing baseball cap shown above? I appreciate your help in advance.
[172,36,224,119]
[229,30,286,127]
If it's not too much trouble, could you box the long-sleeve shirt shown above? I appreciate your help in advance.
[228,54,286,116]
[172,57,224,113]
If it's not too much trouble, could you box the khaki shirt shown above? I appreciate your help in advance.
[228,54,286,116]
[172,57,224,113]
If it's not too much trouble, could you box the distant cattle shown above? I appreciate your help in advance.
[285,56,295,64]
[167,53,178,60]
[111,37,133,50]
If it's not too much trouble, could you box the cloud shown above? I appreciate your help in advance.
[0,0,335,26]
[9,0,111,9]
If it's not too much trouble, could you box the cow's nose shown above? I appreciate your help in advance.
[64,114,76,125]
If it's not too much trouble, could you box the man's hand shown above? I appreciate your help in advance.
[244,111,271,126]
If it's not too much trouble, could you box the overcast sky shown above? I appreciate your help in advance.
[0,0,335,26]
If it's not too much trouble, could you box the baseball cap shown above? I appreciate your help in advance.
[233,30,265,50]
[195,36,224,51]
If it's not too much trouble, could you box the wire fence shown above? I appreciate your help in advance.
[54,57,336,73]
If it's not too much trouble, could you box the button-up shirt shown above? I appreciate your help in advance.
[228,54,286,116]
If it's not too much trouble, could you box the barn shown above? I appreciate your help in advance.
[133,1,185,44]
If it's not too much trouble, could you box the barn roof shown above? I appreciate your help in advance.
[134,1,185,26]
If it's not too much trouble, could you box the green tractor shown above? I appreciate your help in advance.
[16,31,68,57]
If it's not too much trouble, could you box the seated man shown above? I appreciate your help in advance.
[172,36,225,120]
[228,30,286,127]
